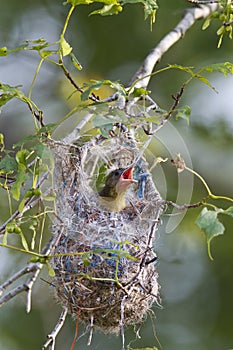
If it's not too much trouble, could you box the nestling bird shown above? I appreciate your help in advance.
[98,166,136,212]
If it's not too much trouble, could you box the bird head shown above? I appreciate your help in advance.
[98,166,136,211]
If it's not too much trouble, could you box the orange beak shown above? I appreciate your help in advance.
[116,166,136,194]
[121,166,135,182]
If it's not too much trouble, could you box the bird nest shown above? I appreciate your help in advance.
[50,128,164,336]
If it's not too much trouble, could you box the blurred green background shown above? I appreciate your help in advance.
[0,1,233,349]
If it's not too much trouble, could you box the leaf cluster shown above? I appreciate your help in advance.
[202,0,233,47]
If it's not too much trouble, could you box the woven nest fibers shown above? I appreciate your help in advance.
[50,134,163,334]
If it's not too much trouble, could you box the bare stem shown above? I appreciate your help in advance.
[42,308,68,350]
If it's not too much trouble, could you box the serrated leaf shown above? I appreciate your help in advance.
[196,208,225,260]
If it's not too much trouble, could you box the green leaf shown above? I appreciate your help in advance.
[42,192,56,202]
[0,83,23,108]
[0,155,17,173]
[195,74,217,92]
[2,231,8,245]
[70,52,82,70]
[81,79,126,101]
[111,108,128,122]
[26,38,48,51]
[132,87,150,98]
[11,168,29,200]
[221,206,233,218]
[65,0,93,5]
[16,149,29,167]
[40,50,54,59]
[121,0,158,21]
[90,4,122,16]
[93,115,114,128]
[13,134,38,148]
[202,17,211,30]
[175,105,191,125]
[60,35,72,56]
[5,222,29,250]
[196,208,225,260]
[19,231,29,251]
[46,261,56,277]
[18,188,42,213]
[204,62,233,76]
[82,252,91,266]
[217,25,225,36]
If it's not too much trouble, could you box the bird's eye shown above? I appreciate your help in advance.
[114,170,120,177]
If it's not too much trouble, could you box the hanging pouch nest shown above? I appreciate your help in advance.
[50,120,164,335]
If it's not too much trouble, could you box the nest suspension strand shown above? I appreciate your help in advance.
[51,124,164,339]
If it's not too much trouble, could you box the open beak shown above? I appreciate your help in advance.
[120,166,137,183]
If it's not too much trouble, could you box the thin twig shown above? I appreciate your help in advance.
[87,315,94,346]
[120,296,126,350]
[0,265,38,297]
[42,307,68,350]
[0,263,43,311]
[0,229,63,310]
[165,199,203,210]
[62,112,94,144]
[187,0,220,4]
[59,62,100,103]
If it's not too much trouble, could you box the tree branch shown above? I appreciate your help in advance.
[130,3,219,89]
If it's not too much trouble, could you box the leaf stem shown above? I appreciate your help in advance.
[61,4,75,37]
[185,166,233,203]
